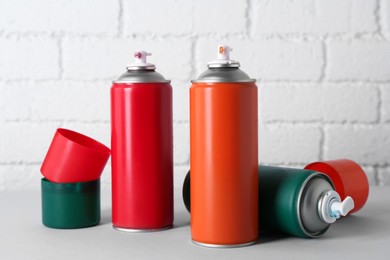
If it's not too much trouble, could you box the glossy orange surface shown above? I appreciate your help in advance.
[190,82,258,245]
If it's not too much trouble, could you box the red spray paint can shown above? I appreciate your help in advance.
[111,51,173,231]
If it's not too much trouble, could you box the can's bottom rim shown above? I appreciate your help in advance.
[113,225,172,233]
[191,239,257,248]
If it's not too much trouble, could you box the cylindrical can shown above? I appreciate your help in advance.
[183,165,356,238]
[304,159,369,214]
[111,51,173,231]
[190,45,258,247]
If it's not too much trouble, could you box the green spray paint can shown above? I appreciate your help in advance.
[182,166,354,238]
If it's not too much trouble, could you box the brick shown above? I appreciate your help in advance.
[259,125,321,164]
[382,0,390,34]
[0,122,61,163]
[328,40,390,81]
[30,81,110,121]
[174,123,189,165]
[381,85,390,122]
[378,167,390,186]
[123,0,192,35]
[0,164,41,191]
[0,37,59,80]
[320,84,379,122]
[325,125,390,165]
[260,83,379,123]
[63,38,191,81]
[0,82,32,121]
[260,84,320,122]
[255,0,376,34]
[196,39,322,81]
[63,38,129,80]
[193,0,246,34]
[361,166,377,186]
[0,0,118,34]
[172,80,190,122]
[59,122,110,148]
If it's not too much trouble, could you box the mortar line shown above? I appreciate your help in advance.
[318,36,328,82]
[190,37,198,80]
[374,0,384,38]
[57,36,64,80]
[117,0,124,37]
[245,0,253,38]
[376,85,383,123]
[318,124,325,161]
[373,166,380,186]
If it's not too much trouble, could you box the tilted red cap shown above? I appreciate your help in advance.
[41,128,111,183]
[304,159,369,214]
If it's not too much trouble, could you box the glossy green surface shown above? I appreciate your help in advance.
[41,178,100,229]
[258,166,314,238]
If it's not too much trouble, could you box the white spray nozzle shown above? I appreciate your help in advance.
[127,50,155,70]
[319,190,355,224]
[330,196,354,218]
[208,45,240,68]
[217,45,233,60]
[134,50,152,64]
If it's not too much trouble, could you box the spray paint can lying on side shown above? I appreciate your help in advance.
[183,165,358,238]
[111,51,173,232]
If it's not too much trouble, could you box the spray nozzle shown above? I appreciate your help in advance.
[134,51,152,64]
[126,50,155,71]
[208,45,240,68]
[319,190,355,224]
[217,45,233,60]
[330,196,354,219]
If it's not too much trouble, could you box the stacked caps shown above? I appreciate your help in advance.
[40,128,110,229]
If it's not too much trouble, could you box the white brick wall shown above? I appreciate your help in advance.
[255,0,377,34]
[328,40,390,81]
[0,0,119,34]
[0,0,389,190]
[0,37,59,80]
[260,83,379,123]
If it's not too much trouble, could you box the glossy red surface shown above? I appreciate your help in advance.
[111,82,173,229]
[41,128,110,183]
[304,159,369,214]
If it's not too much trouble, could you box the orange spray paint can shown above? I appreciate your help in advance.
[190,45,258,247]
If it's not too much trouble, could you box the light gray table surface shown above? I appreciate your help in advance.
[0,187,389,260]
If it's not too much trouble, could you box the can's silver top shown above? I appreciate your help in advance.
[114,50,170,83]
[298,173,334,237]
[192,45,256,83]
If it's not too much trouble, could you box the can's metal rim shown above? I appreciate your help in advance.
[113,80,171,84]
[126,65,156,71]
[191,79,256,83]
[113,70,170,84]
[113,225,172,233]
[191,239,257,248]
[297,172,334,238]
[207,63,240,68]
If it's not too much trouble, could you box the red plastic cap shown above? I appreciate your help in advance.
[304,159,369,214]
[41,128,111,183]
